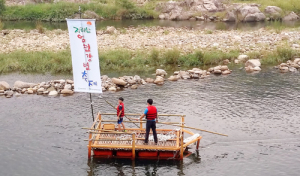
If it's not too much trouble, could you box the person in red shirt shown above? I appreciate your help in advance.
[115,97,125,131]
[139,99,158,145]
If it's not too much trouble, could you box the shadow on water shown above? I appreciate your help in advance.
[2,19,300,31]
[86,151,201,176]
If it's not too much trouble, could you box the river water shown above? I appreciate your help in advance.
[1,66,300,176]
[2,19,300,31]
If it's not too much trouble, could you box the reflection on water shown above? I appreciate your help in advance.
[1,66,300,176]
[2,19,300,31]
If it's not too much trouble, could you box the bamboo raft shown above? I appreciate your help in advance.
[86,112,202,160]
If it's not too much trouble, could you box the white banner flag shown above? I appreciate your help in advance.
[66,19,102,93]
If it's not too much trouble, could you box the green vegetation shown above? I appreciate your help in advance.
[1,46,299,74]
[0,50,72,74]
[0,0,5,15]
[258,47,300,65]
[0,0,157,21]
[232,0,300,14]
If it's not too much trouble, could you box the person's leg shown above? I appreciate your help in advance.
[145,121,151,144]
[122,122,125,131]
[118,123,121,131]
[151,121,158,144]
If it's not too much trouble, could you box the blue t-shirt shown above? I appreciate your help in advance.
[144,107,157,121]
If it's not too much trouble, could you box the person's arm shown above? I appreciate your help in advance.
[139,108,148,120]
[139,114,145,120]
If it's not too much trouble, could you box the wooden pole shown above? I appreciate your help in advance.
[132,133,136,160]
[196,139,200,150]
[88,132,92,158]
[180,133,183,159]
[180,115,184,160]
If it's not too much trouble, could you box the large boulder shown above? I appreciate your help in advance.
[283,12,300,21]
[245,59,261,68]
[0,81,10,90]
[264,6,282,19]
[112,78,127,86]
[154,76,164,85]
[238,5,266,22]
[223,11,236,22]
[156,69,167,77]
[14,81,36,89]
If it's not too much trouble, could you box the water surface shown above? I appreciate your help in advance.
[3,19,300,31]
[0,67,300,176]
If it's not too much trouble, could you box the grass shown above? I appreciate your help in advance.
[232,0,300,14]
[1,46,299,74]
[0,0,156,21]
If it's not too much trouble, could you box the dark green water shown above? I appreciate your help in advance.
[2,19,300,30]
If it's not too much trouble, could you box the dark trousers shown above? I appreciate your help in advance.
[145,120,158,143]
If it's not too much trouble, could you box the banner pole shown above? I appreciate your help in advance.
[90,93,95,122]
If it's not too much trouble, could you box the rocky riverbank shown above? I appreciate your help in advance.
[1,26,300,54]
[0,66,233,98]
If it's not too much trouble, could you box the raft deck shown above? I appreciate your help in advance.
[87,112,202,159]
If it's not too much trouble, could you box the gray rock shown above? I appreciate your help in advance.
[264,6,282,19]
[156,69,167,77]
[14,81,36,89]
[66,79,74,84]
[238,5,266,22]
[222,70,231,75]
[283,12,300,21]
[64,84,72,90]
[37,87,45,92]
[105,26,117,34]
[154,76,164,84]
[112,78,127,86]
[237,55,249,62]
[5,91,14,98]
[253,66,261,71]
[15,92,21,97]
[61,89,74,94]
[0,90,4,93]
[47,86,56,92]
[245,59,261,68]
[145,78,154,83]
[49,91,58,96]
[108,87,117,91]
[0,81,10,90]
[223,11,236,22]
[131,85,138,89]
[168,75,178,81]
[43,91,49,94]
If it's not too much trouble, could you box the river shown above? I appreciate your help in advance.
[1,66,300,176]
[2,19,300,31]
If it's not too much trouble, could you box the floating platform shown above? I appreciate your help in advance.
[86,113,202,160]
